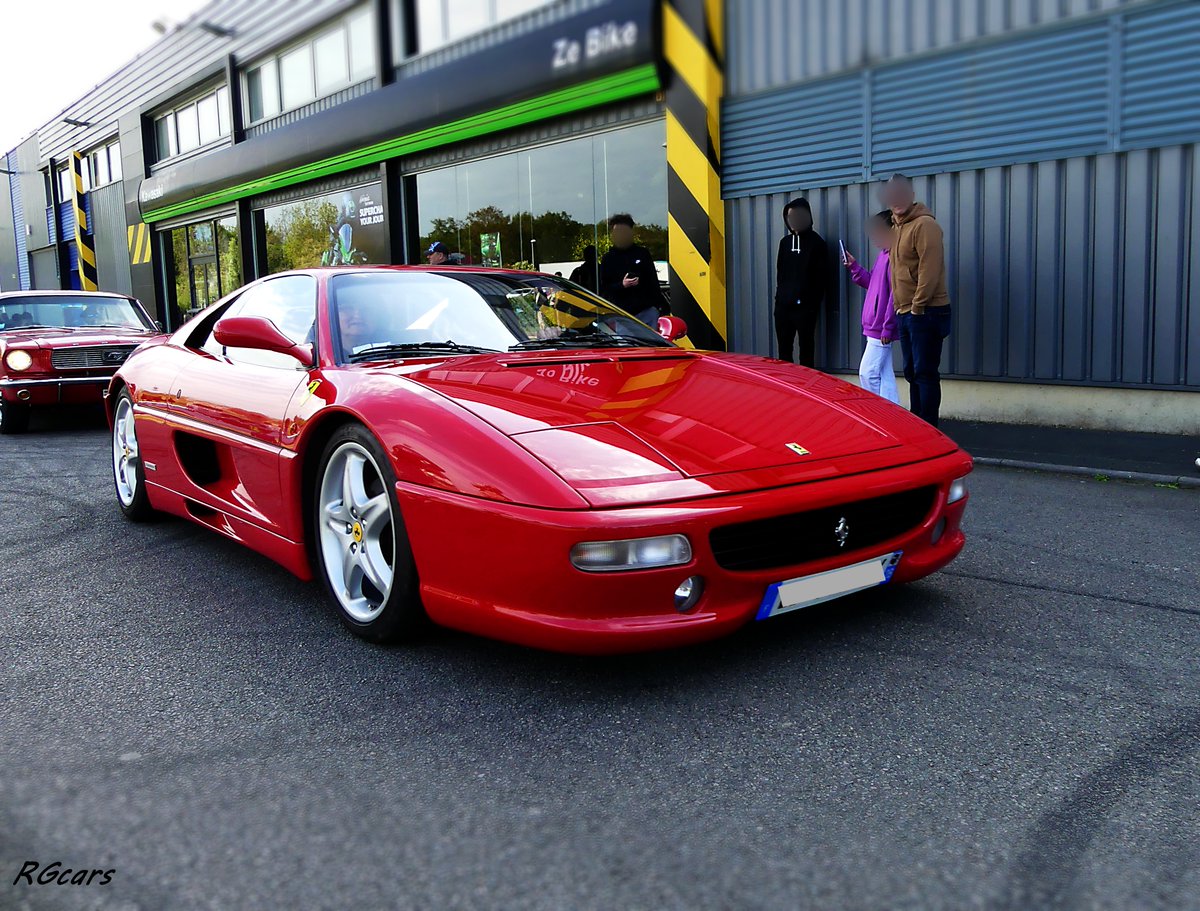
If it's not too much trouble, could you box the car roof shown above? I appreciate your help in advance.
[0,290,132,300]
[277,265,564,278]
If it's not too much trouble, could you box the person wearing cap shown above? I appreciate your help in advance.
[881,173,951,427]
[773,196,829,366]
[426,241,450,265]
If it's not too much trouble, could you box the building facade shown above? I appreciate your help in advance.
[3,0,1197,430]
[722,0,1199,431]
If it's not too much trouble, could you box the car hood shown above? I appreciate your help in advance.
[0,327,158,348]
[402,350,959,500]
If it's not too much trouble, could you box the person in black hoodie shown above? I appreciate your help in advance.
[569,244,599,294]
[599,214,669,324]
[774,197,829,366]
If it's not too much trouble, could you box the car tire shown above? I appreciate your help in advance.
[0,398,30,434]
[112,390,155,521]
[312,424,425,643]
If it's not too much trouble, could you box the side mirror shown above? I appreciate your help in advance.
[213,316,313,364]
[656,315,688,341]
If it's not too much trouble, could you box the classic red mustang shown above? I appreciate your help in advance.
[107,267,971,653]
[0,290,160,434]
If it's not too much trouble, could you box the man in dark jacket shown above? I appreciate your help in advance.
[599,214,668,325]
[569,245,600,294]
[773,197,829,366]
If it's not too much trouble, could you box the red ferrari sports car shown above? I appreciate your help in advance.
[107,267,970,653]
[0,291,160,434]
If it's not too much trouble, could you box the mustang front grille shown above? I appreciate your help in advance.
[51,346,137,370]
[709,486,938,571]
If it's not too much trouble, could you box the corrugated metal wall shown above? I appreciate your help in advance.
[726,144,1200,390]
[726,0,1150,94]
[723,0,1199,392]
[723,1,1200,195]
[4,151,27,290]
[89,182,132,297]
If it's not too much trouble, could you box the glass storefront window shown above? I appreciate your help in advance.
[414,120,667,284]
[261,183,389,273]
[163,214,244,326]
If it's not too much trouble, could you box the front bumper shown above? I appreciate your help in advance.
[0,376,111,406]
[398,449,972,654]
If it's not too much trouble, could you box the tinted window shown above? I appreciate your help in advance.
[327,270,670,364]
[200,276,316,369]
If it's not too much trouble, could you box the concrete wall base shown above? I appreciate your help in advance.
[837,373,1199,435]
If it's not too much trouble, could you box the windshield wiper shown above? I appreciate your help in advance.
[509,331,654,351]
[347,340,499,362]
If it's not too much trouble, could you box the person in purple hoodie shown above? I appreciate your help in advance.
[842,210,899,404]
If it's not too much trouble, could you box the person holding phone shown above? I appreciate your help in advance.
[773,197,829,366]
[843,210,899,404]
[599,213,669,325]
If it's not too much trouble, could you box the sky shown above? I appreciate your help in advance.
[0,0,211,153]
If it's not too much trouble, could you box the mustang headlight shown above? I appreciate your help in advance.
[570,534,692,573]
[947,476,968,504]
[5,350,33,372]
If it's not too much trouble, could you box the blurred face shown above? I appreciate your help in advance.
[883,180,916,218]
[868,220,892,250]
[427,250,447,265]
[786,206,812,233]
[610,223,634,249]
[338,303,373,351]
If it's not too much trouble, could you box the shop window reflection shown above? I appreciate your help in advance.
[415,120,667,285]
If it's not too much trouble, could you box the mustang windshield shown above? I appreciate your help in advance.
[0,295,151,332]
[327,270,672,363]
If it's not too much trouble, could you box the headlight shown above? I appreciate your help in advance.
[5,350,33,371]
[947,476,968,504]
[570,534,692,572]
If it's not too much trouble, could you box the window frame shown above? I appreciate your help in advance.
[241,5,377,128]
[153,84,231,164]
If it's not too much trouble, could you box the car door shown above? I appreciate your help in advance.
[168,275,317,531]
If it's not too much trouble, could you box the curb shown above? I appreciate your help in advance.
[972,456,1200,489]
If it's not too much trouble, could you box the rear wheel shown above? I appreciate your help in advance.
[313,424,425,642]
[0,398,30,434]
[112,391,154,520]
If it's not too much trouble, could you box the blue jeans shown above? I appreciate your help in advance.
[897,307,952,427]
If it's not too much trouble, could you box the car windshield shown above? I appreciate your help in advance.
[327,270,672,364]
[0,295,151,332]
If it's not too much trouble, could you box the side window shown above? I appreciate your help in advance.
[199,275,317,369]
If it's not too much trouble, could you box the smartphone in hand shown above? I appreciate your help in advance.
[838,239,848,265]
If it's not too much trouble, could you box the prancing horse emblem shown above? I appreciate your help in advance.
[834,517,850,548]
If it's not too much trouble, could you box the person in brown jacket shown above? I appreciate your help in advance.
[881,173,952,426]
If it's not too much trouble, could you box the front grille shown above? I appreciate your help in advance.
[51,345,136,370]
[710,486,938,571]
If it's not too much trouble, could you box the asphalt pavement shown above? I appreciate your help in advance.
[2,407,1198,911]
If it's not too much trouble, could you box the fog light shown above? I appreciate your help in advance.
[930,517,946,545]
[5,350,32,371]
[17,389,31,401]
[674,575,704,612]
[947,476,968,504]
[570,534,692,572]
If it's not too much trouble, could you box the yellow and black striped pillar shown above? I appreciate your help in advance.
[69,151,98,292]
[662,0,725,351]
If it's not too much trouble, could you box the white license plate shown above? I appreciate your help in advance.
[755,552,903,621]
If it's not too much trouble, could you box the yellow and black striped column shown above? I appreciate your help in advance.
[662,0,725,351]
[69,151,98,292]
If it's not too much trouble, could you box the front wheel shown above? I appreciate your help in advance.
[0,398,30,434]
[313,425,425,642]
[112,390,154,520]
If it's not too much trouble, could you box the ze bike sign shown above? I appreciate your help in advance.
[552,20,639,71]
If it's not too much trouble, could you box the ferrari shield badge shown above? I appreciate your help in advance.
[785,442,810,457]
